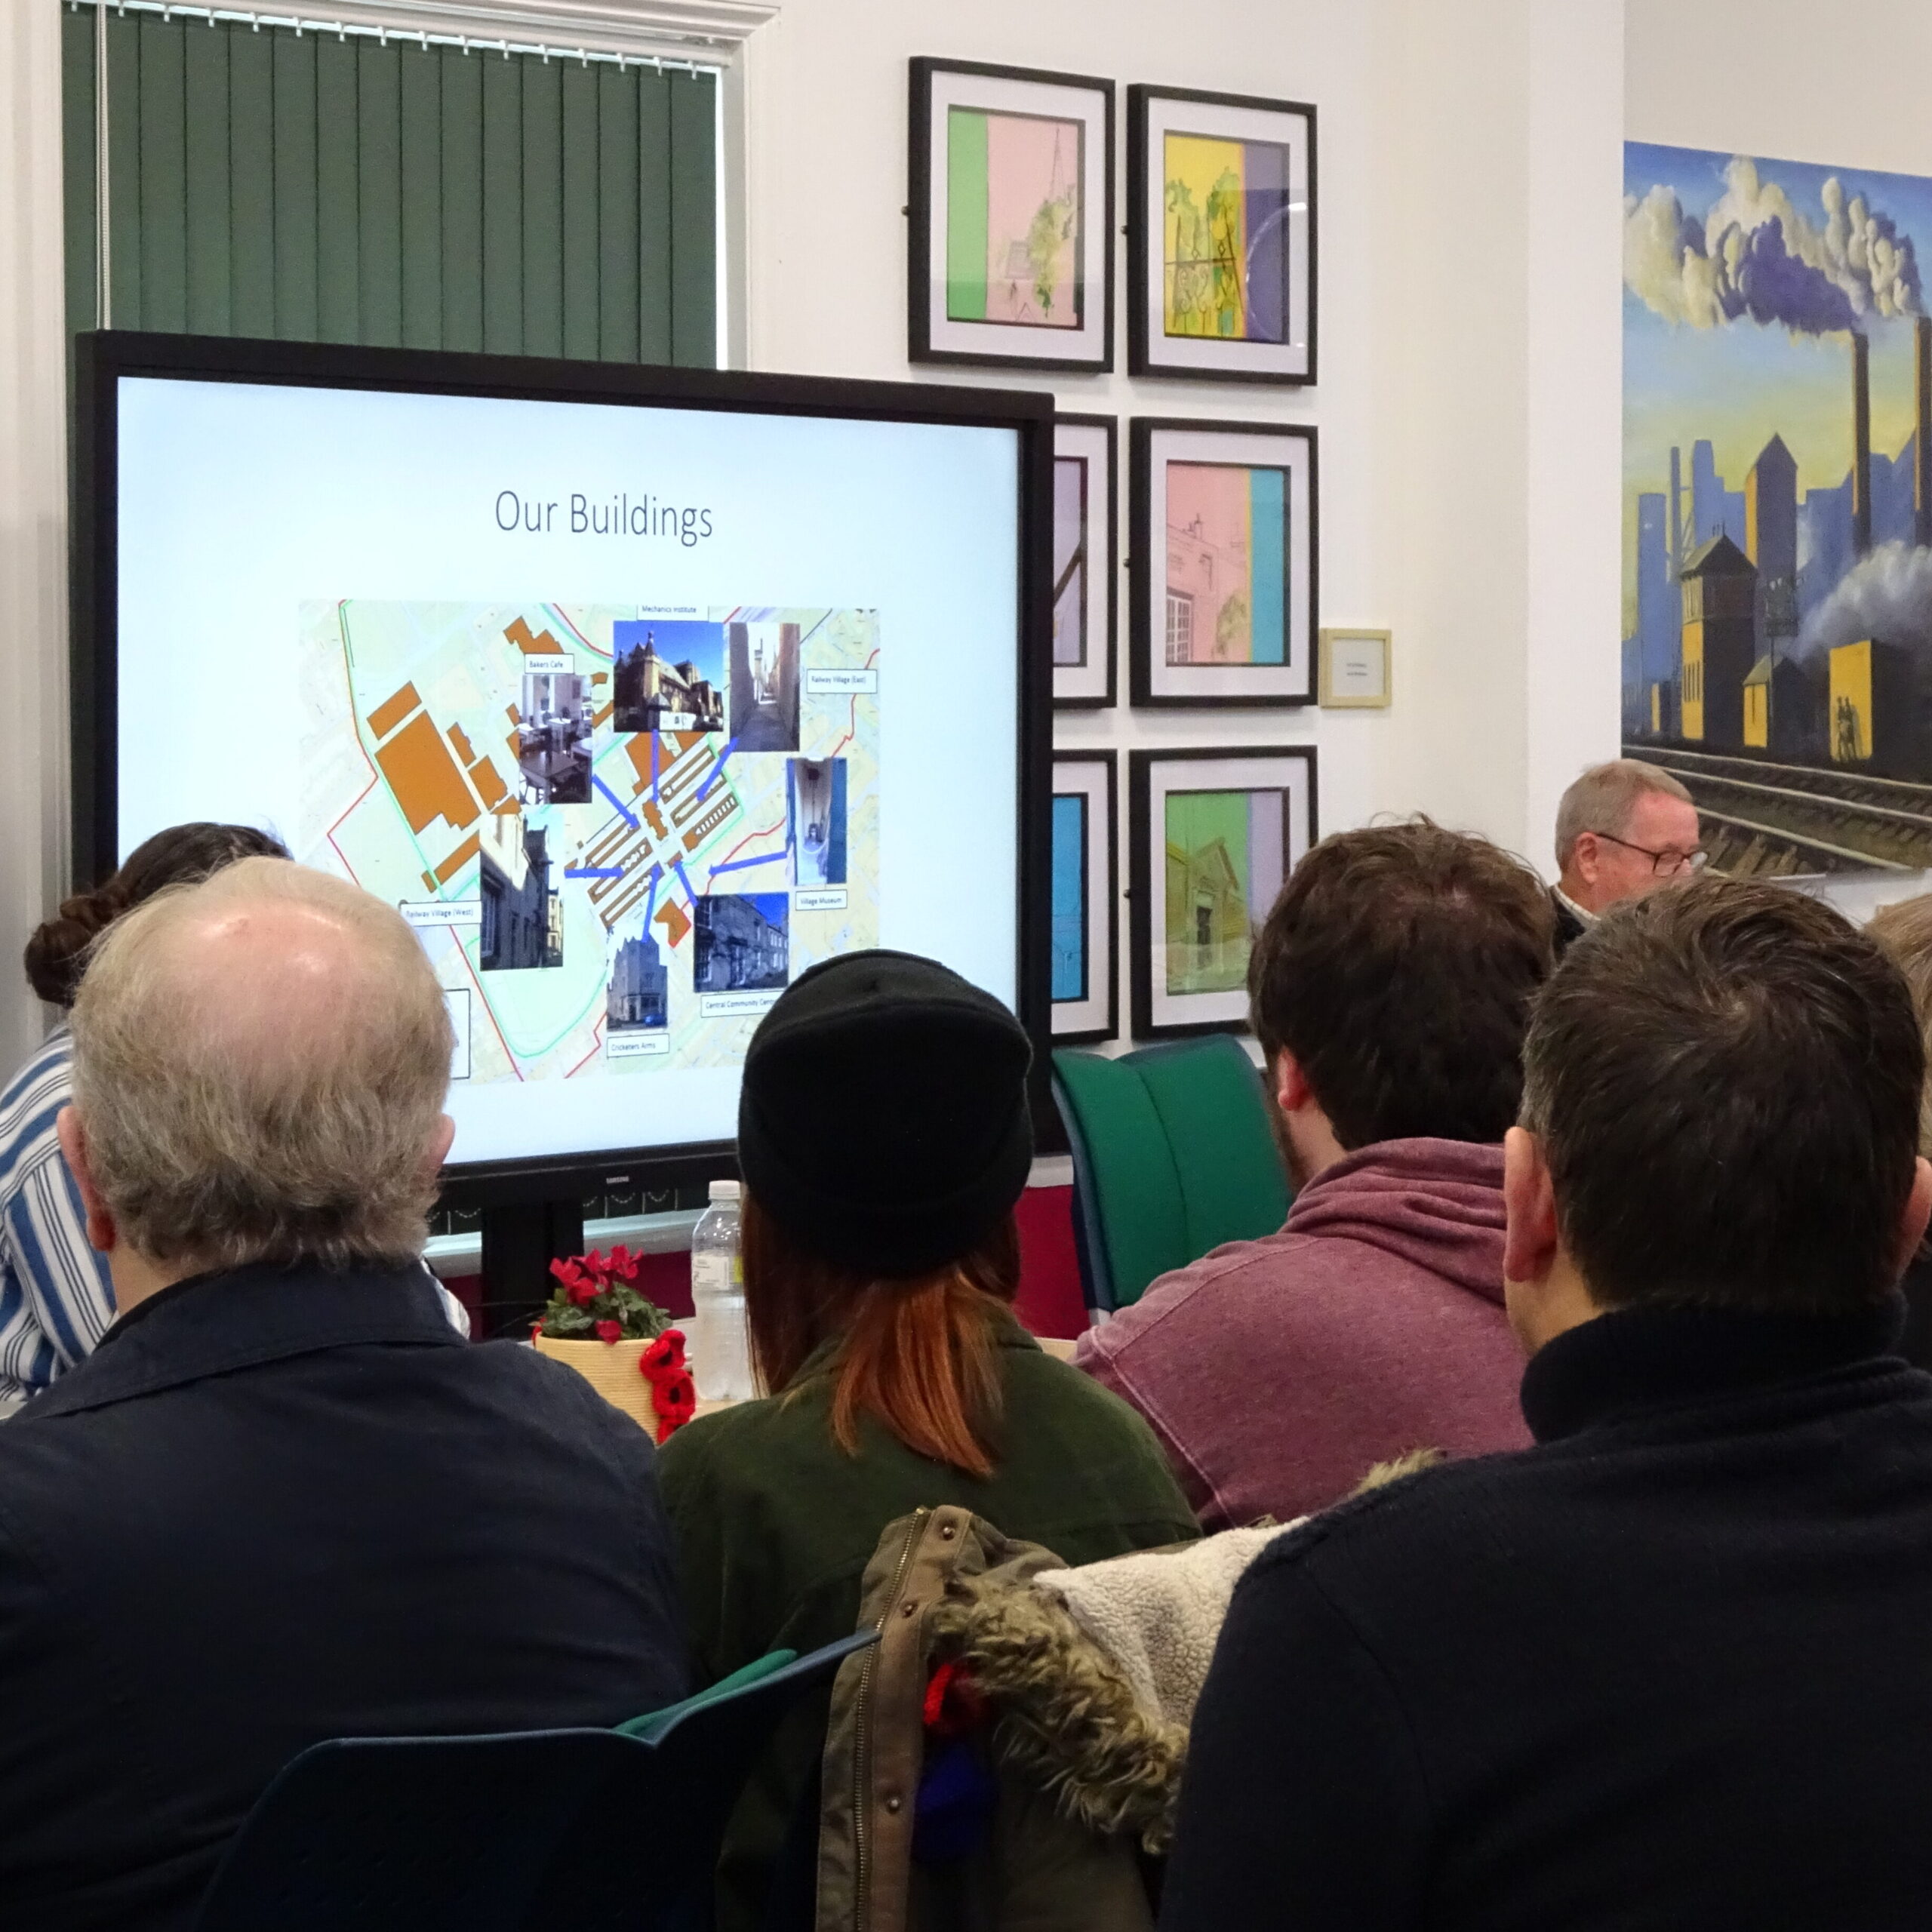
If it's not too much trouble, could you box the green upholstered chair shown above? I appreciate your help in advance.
[1051,1036,1294,1317]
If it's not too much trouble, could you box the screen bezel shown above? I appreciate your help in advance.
[71,331,1055,1208]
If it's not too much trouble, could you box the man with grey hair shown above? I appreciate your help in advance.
[1550,757,1704,952]
[0,860,687,1930]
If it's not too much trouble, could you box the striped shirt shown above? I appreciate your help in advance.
[0,1029,114,1416]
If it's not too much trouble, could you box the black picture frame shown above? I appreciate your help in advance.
[1127,83,1317,385]
[1128,743,1318,1040]
[909,57,1116,373]
[1052,412,1117,707]
[1050,749,1118,1044]
[70,329,1056,1209]
[1129,416,1318,709]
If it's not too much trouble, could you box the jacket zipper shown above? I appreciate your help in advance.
[853,1506,931,1929]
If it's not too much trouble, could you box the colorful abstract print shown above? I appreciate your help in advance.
[1164,788,1290,995]
[1053,455,1088,666]
[1051,792,1088,1001]
[1164,462,1289,666]
[1163,132,1293,343]
[947,108,1084,329]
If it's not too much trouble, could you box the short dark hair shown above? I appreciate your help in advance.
[1522,878,1924,1314]
[1247,819,1556,1148]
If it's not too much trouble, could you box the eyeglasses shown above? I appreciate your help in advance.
[1593,831,1709,878]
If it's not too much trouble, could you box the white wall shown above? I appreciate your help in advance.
[738,0,1626,1034]
[1627,0,1932,925]
[0,5,73,1068]
[0,0,1630,1066]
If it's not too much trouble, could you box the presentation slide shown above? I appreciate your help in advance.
[111,375,1022,1168]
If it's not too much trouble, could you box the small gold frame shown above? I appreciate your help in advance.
[1318,628,1392,709]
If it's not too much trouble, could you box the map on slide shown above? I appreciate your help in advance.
[295,600,881,1084]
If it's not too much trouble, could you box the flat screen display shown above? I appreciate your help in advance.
[91,346,1038,1182]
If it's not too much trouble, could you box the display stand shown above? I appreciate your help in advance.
[479,1198,585,1339]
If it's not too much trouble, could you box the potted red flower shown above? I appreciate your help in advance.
[531,1247,694,1441]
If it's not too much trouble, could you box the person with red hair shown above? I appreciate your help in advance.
[657,950,1194,1931]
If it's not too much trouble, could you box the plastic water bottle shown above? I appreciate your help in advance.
[688,1180,755,1402]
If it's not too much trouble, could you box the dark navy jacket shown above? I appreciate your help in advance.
[0,1260,688,1930]
[1167,1297,1932,1931]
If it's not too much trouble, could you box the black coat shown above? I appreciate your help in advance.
[1550,885,1589,955]
[0,1261,689,1931]
[1165,1297,1932,1931]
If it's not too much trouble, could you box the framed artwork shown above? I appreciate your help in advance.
[1318,627,1392,708]
[1127,85,1315,383]
[1130,417,1317,707]
[1053,414,1117,706]
[909,59,1115,371]
[1051,752,1118,1041]
[1129,746,1317,1038]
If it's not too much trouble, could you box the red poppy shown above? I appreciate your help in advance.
[651,1369,698,1444]
[638,1330,688,1382]
[657,1371,697,1422]
[595,1318,623,1344]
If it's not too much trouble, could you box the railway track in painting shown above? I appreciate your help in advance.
[1643,746,1932,876]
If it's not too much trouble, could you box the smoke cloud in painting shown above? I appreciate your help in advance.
[1798,542,1932,662]
[1625,156,1924,337]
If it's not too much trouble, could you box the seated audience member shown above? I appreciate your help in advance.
[0,822,289,1412]
[1076,820,1552,1525]
[1549,756,1703,951]
[657,950,1196,1931]
[1870,891,1932,1369]
[1166,879,1932,1932]
[0,860,688,1931]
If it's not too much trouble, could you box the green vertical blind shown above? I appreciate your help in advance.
[60,4,718,366]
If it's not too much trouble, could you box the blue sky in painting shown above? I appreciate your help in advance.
[1623,140,1932,623]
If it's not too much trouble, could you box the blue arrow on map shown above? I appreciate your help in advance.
[695,737,738,803]
[642,867,658,933]
[593,774,638,829]
[564,866,623,879]
[709,851,785,879]
[672,859,698,906]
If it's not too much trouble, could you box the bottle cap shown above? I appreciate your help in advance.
[709,1178,741,1204]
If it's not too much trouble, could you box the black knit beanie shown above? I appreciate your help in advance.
[737,949,1034,1279]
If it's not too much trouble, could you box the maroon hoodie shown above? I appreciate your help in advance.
[1074,1138,1531,1529]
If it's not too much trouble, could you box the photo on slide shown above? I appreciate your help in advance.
[516,670,593,804]
[787,757,848,886]
[611,620,726,734]
[607,928,669,1032]
[694,891,791,993]
[728,619,801,751]
[478,820,563,971]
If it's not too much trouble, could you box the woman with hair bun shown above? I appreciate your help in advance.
[0,823,289,1411]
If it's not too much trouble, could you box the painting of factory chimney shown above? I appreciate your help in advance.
[1623,142,1932,875]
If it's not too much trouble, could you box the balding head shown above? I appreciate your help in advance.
[66,859,454,1272]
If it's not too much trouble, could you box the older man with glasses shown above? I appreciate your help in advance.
[1549,758,1706,952]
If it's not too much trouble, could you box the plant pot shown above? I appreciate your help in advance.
[534,1334,659,1433]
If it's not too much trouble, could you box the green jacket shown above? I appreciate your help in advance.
[656,1308,1198,1931]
